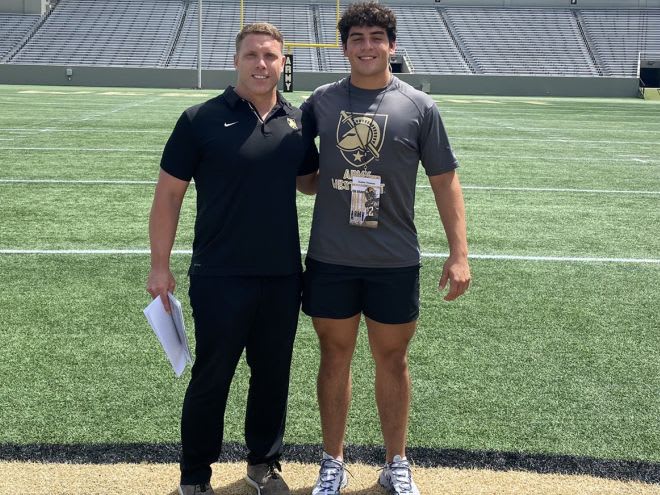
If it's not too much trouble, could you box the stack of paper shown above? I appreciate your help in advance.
[143,292,193,377]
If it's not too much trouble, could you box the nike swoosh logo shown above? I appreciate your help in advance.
[224,121,239,127]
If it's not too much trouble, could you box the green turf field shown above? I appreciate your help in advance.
[0,85,658,465]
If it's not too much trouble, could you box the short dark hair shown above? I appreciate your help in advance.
[337,2,397,46]
[235,22,284,52]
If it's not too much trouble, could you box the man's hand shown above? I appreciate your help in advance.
[439,254,471,301]
[146,267,176,313]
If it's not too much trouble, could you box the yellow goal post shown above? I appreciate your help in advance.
[239,0,341,53]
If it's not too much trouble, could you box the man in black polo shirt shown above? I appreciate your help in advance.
[146,23,318,495]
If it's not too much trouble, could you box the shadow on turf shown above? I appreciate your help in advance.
[1,442,658,485]
[165,480,381,495]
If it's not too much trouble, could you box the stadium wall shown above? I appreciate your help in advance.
[0,0,46,14]
[0,64,640,97]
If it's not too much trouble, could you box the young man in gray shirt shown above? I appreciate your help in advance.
[298,3,471,494]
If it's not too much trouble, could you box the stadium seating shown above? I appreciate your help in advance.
[0,13,40,61]
[10,0,184,67]
[392,7,471,75]
[579,10,660,76]
[168,0,239,70]
[241,1,318,71]
[317,3,350,72]
[444,7,599,76]
[1,0,659,78]
[169,0,320,71]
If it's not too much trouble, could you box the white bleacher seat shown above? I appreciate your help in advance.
[580,9,660,76]
[11,0,184,67]
[392,6,471,75]
[0,14,40,61]
[170,0,319,71]
[444,7,599,76]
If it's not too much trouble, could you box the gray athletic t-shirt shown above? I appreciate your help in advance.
[301,76,458,268]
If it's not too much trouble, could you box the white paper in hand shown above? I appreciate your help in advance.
[167,293,193,365]
[143,293,193,377]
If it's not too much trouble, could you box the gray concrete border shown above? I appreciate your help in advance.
[0,64,640,97]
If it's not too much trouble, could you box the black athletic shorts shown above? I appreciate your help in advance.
[302,257,420,325]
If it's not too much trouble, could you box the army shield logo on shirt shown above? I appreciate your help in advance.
[336,111,388,167]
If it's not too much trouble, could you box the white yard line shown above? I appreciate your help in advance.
[424,253,660,264]
[420,185,660,195]
[0,249,658,264]
[0,147,160,152]
[452,136,659,145]
[1,149,656,163]
[455,154,658,163]
[80,97,164,122]
[0,128,169,134]
[447,124,660,134]
[0,179,157,185]
[0,249,170,254]
[2,125,657,136]
[2,179,658,195]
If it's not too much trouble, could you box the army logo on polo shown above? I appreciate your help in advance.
[287,117,298,130]
[336,111,388,167]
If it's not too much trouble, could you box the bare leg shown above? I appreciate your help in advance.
[366,316,417,463]
[313,315,361,459]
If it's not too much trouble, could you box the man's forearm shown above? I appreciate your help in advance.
[149,188,183,270]
[148,170,188,276]
[429,172,468,257]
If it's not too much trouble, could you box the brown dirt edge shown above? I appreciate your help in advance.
[1,443,658,485]
[2,461,660,495]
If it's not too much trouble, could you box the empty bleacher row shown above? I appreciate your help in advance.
[168,1,237,70]
[317,3,350,73]
[444,8,599,76]
[0,13,40,61]
[1,0,659,77]
[10,0,184,67]
[169,1,319,70]
[395,7,470,75]
[580,10,660,76]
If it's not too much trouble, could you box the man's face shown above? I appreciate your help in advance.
[343,25,395,79]
[234,33,285,100]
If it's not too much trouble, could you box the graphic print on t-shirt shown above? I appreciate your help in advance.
[336,110,388,167]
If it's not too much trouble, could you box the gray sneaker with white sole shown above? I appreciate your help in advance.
[245,460,291,495]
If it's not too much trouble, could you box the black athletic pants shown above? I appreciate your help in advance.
[180,273,301,485]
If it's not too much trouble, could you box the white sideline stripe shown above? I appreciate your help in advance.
[1,148,657,163]
[0,249,658,264]
[452,136,660,145]
[447,124,660,134]
[1,179,658,195]
[2,179,658,195]
[0,249,181,254]
[2,127,658,143]
[424,253,660,264]
[81,97,163,121]
[0,179,157,185]
[0,127,169,134]
[0,147,160,152]
[458,154,658,163]
[421,185,660,195]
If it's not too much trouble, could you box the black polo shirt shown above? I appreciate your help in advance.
[160,86,319,277]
